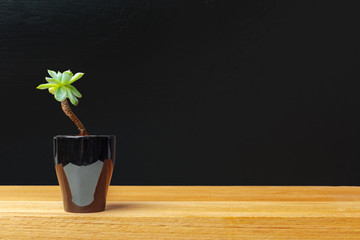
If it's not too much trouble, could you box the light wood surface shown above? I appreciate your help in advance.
[1,186,360,239]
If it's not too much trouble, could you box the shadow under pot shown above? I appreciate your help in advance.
[53,135,116,213]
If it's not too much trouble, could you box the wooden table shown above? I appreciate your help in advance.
[1,186,360,239]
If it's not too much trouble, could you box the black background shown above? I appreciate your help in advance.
[1,0,360,185]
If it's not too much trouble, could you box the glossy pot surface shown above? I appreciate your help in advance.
[53,135,116,213]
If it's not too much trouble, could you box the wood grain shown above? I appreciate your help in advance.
[1,186,360,239]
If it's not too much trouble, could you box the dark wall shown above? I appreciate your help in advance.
[1,0,360,185]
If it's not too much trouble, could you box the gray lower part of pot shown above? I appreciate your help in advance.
[63,160,104,207]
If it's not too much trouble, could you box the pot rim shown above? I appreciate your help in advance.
[54,135,115,139]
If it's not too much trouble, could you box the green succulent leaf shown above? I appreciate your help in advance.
[36,83,58,89]
[54,86,67,101]
[66,88,79,106]
[58,71,63,81]
[69,72,84,84]
[47,70,58,80]
[67,85,82,98]
[48,87,57,95]
[61,70,73,84]
[45,77,59,84]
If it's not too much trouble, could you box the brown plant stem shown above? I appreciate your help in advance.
[61,99,89,136]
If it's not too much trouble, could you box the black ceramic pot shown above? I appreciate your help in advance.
[53,135,116,213]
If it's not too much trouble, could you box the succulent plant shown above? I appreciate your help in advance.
[37,70,88,136]
[37,70,84,106]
